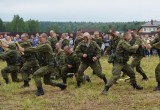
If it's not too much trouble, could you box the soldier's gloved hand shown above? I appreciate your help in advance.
[83,54,87,58]
[67,64,73,68]
[92,57,97,62]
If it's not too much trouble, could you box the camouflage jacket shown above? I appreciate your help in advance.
[92,37,103,48]
[62,39,69,49]
[75,40,101,63]
[55,50,66,68]
[49,37,58,51]
[25,43,55,66]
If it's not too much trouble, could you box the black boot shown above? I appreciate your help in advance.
[62,78,67,84]
[102,77,107,84]
[142,75,148,81]
[76,81,81,88]
[154,82,160,91]
[57,83,67,90]
[132,84,143,90]
[4,78,9,84]
[101,86,110,95]
[21,80,29,88]
[84,75,91,82]
[36,87,44,96]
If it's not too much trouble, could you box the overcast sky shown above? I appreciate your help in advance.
[0,0,160,22]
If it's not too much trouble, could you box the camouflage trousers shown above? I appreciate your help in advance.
[76,61,105,82]
[155,62,160,82]
[106,62,137,87]
[1,65,19,82]
[20,60,39,81]
[33,65,62,87]
[130,56,147,78]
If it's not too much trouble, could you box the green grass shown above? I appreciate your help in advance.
[0,56,160,110]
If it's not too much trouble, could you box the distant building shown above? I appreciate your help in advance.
[138,20,160,35]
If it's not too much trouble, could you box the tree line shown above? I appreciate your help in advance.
[0,15,145,33]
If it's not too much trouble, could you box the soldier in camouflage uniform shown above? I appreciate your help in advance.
[150,27,160,91]
[130,30,148,80]
[73,31,84,51]
[101,32,143,95]
[0,43,21,84]
[19,33,40,88]
[49,30,58,52]
[18,33,66,96]
[62,45,91,84]
[60,33,69,49]
[75,32,107,88]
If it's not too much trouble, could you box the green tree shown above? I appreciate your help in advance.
[0,18,5,31]
[27,19,40,32]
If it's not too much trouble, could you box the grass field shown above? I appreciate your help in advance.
[0,56,160,110]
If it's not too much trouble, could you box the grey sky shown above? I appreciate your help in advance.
[0,0,160,22]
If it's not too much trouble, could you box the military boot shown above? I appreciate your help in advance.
[142,75,148,81]
[101,86,110,95]
[56,83,67,90]
[4,78,9,84]
[21,80,29,88]
[84,75,91,82]
[132,84,143,90]
[102,77,107,84]
[36,87,44,96]
[154,82,160,91]
[76,81,81,88]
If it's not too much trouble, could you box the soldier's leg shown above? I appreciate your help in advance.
[154,63,160,91]
[11,66,20,82]
[101,63,123,95]
[1,67,10,84]
[76,62,89,87]
[90,61,107,84]
[43,66,67,90]
[61,66,68,84]
[122,64,143,90]
[93,60,102,75]
[20,61,32,88]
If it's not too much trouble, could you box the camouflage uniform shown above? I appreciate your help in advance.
[130,37,148,80]
[61,52,81,84]
[73,37,84,51]
[75,40,107,87]
[24,43,66,95]
[0,44,21,84]
[20,41,39,87]
[49,37,58,52]
[62,39,69,49]
[150,35,160,89]
[102,39,143,94]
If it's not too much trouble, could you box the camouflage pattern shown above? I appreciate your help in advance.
[73,37,84,51]
[75,40,106,82]
[0,49,21,82]
[130,37,147,79]
[106,39,139,87]
[49,37,58,51]
[24,43,58,87]
[62,39,69,49]
[20,41,39,82]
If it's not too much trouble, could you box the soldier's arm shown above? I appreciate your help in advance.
[122,41,139,53]
[0,51,11,59]
[75,44,83,57]
[151,41,160,49]
[25,44,50,53]
[94,42,101,58]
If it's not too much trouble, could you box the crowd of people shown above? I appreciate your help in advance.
[0,29,160,96]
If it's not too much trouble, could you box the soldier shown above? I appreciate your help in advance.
[130,30,148,80]
[62,45,91,84]
[0,43,21,84]
[73,31,84,51]
[54,42,66,79]
[49,30,58,52]
[18,33,66,96]
[149,27,160,91]
[60,33,69,49]
[19,33,40,88]
[101,32,143,95]
[75,32,107,88]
